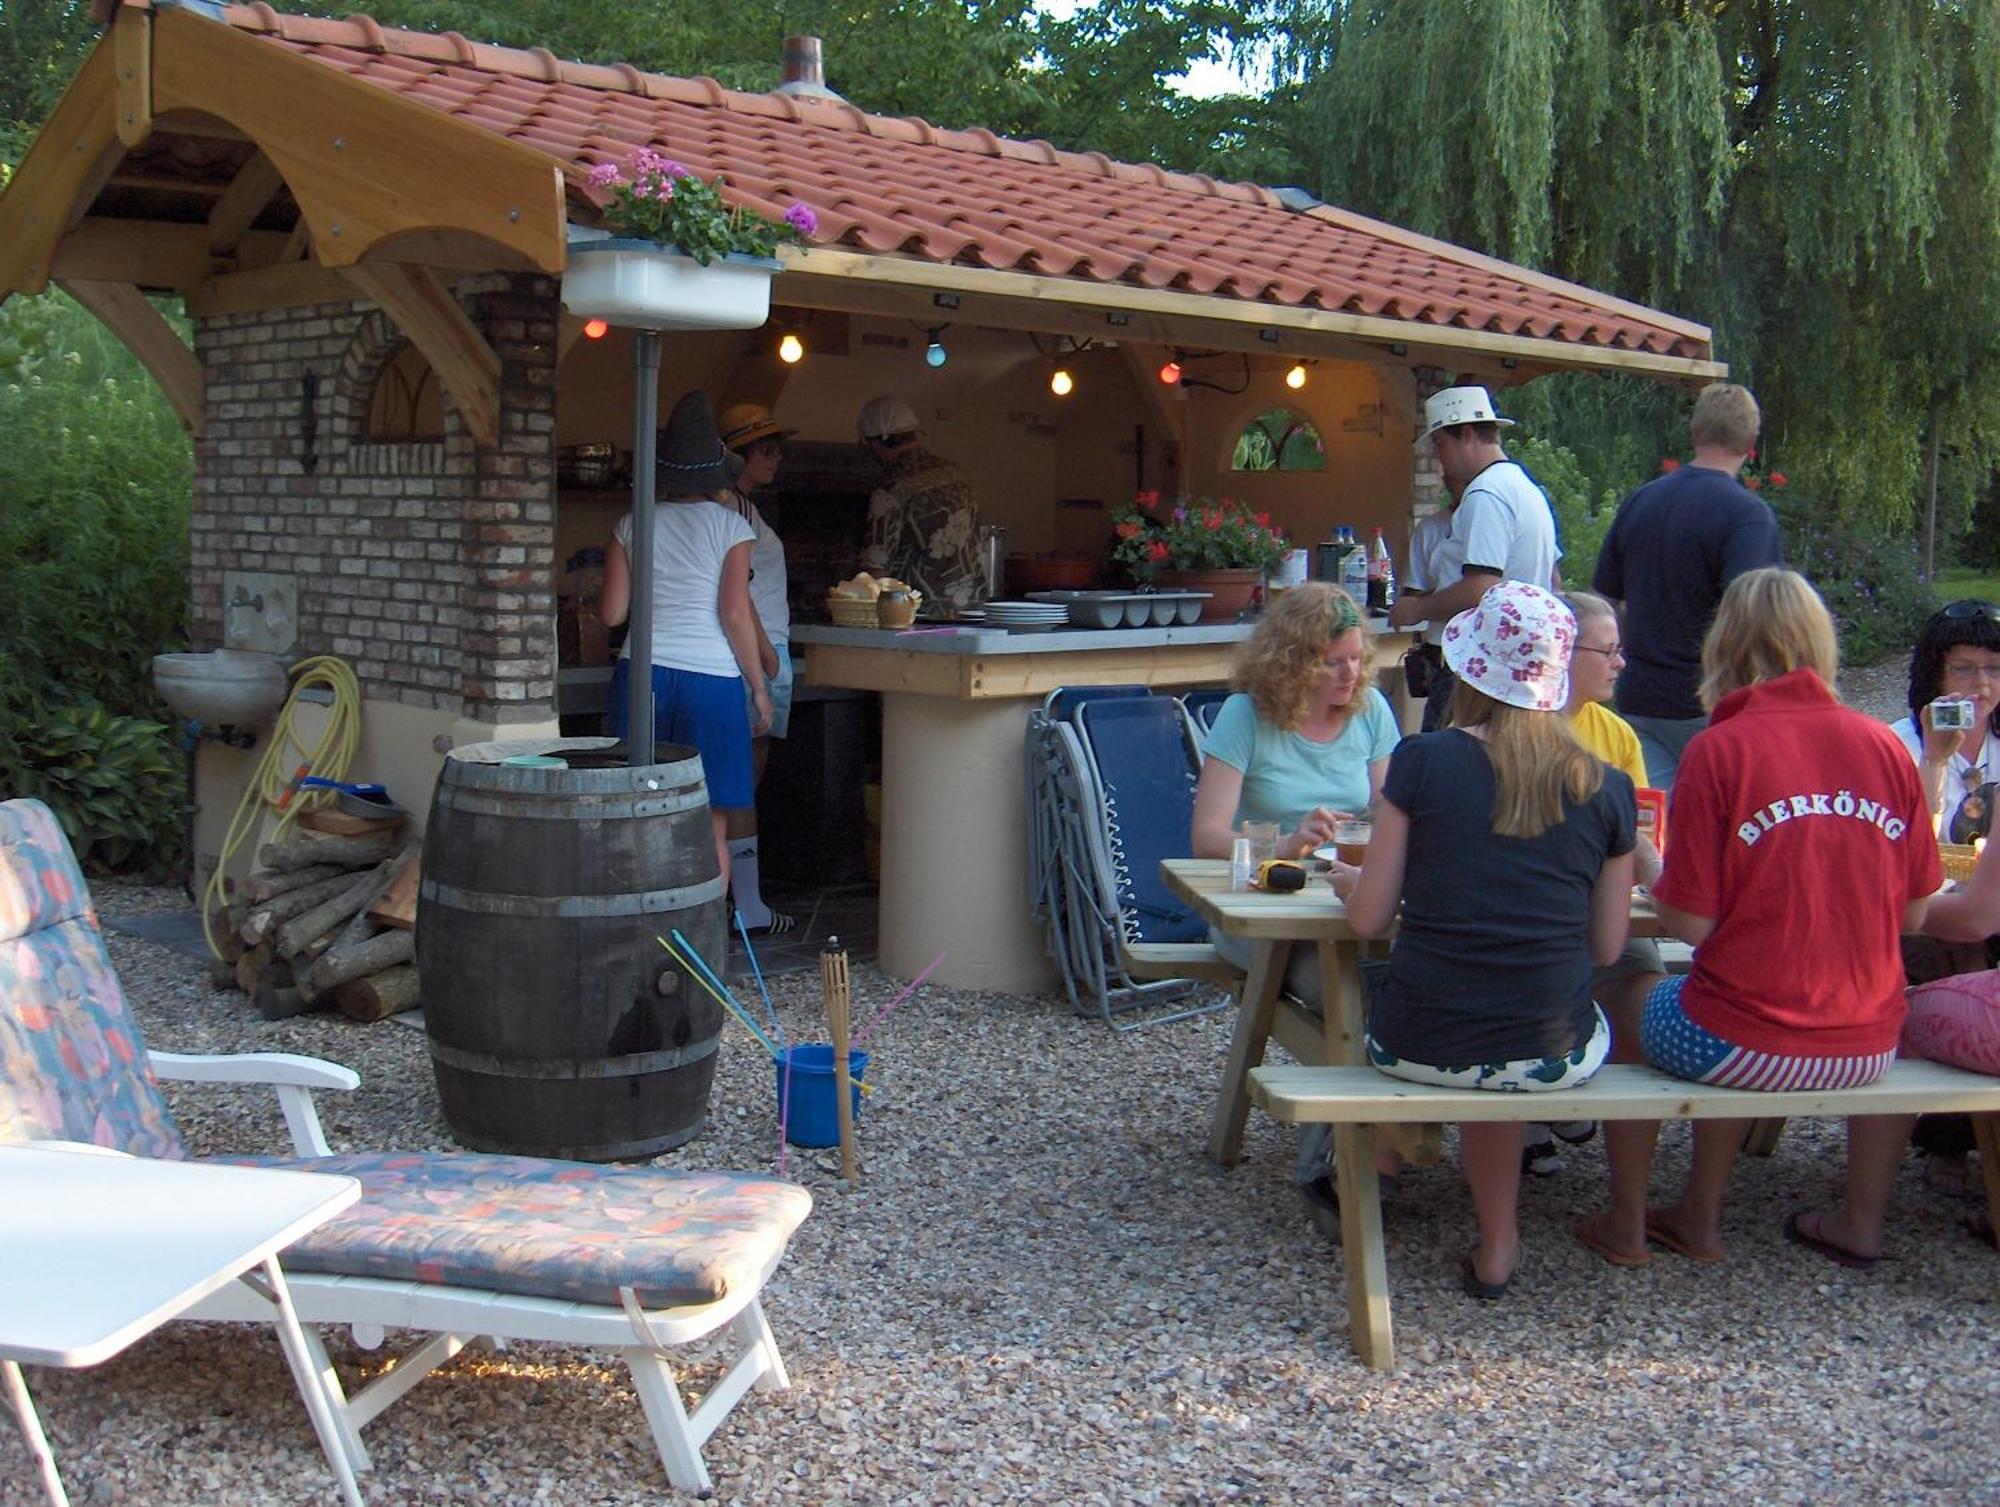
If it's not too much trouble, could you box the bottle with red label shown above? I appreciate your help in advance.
[1365,528,1396,613]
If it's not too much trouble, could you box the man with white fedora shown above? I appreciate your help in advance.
[1388,384,1561,730]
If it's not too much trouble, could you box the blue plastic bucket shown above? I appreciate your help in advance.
[774,1043,869,1147]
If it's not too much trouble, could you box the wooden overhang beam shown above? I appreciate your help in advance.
[207,151,286,257]
[57,279,204,436]
[147,5,566,275]
[341,262,501,447]
[0,42,127,298]
[774,249,1728,386]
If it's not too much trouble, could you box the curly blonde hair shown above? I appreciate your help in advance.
[1232,582,1366,731]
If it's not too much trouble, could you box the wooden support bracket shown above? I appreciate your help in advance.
[209,151,287,257]
[57,278,204,435]
[341,262,501,446]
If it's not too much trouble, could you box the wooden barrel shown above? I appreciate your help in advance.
[417,738,728,1160]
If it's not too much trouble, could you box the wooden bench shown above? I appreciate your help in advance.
[1117,940,1245,988]
[1248,1059,2000,1370]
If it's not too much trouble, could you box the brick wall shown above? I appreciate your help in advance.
[188,272,559,721]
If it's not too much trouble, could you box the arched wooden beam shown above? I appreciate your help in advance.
[340,263,501,447]
[58,278,205,436]
[0,43,124,297]
[150,6,565,275]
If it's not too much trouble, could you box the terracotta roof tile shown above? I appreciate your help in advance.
[204,4,1710,361]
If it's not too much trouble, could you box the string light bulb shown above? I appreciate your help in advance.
[1158,358,1183,386]
[582,318,609,340]
[1049,366,1074,397]
[925,328,948,367]
[778,332,805,364]
[1285,362,1308,390]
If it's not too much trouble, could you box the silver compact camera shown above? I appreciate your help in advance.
[1932,697,1978,731]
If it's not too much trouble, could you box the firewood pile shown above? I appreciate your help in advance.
[210,815,422,1023]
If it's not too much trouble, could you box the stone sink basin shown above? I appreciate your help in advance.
[152,649,289,728]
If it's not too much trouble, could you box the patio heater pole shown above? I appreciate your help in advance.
[626,328,660,766]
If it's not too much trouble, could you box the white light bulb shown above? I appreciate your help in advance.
[1050,367,1074,397]
[1285,363,1308,390]
[778,333,804,364]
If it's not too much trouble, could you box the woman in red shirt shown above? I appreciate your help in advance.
[1579,569,1939,1271]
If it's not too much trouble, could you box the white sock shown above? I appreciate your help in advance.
[729,836,771,928]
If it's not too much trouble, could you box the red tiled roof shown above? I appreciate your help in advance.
[209,2,1710,362]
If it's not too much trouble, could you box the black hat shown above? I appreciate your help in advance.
[655,391,735,493]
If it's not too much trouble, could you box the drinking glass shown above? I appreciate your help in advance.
[1333,817,1372,868]
[1238,819,1281,867]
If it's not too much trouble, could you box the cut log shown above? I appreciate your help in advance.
[207,957,239,990]
[335,964,421,1023]
[365,846,421,931]
[317,840,421,957]
[276,869,380,959]
[257,831,398,872]
[309,927,414,997]
[234,942,272,995]
[244,863,348,903]
[299,805,406,838]
[255,959,314,1020]
[240,872,358,947]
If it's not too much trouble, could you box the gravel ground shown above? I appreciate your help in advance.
[8,665,1986,1507]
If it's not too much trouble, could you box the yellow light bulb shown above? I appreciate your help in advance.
[1050,367,1074,397]
[778,332,805,364]
[582,318,609,340]
[1285,363,1308,390]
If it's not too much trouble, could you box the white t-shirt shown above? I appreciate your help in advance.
[1432,460,1560,598]
[614,501,756,678]
[1404,509,1455,644]
[730,493,790,647]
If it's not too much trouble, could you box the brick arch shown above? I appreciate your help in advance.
[331,307,450,472]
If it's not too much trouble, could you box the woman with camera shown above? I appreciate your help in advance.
[1894,600,2000,845]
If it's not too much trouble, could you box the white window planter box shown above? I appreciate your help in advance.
[560,240,781,330]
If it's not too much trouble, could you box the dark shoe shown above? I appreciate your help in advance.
[1522,1141,1565,1178]
[1783,1211,1879,1272]
[1299,1174,1342,1243]
[1549,1120,1598,1146]
[1460,1245,1521,1300]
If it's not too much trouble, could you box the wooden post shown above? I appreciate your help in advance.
[822,936,857,1182]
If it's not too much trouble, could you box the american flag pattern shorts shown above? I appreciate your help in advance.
[1640,975,1896,1092]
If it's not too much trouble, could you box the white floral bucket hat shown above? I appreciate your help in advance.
[1441,581,1575,712]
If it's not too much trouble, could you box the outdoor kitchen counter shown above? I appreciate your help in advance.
[794,621,1416,993]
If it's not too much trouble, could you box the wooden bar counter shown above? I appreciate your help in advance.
[793,619,1416,993]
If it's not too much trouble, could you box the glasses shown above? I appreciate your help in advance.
[1574,644,1624,658]
[1943,661,2000,684]
[1942,600,2000,622]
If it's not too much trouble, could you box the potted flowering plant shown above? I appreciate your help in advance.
[1109,492,1289,620]
[563,148,819,330]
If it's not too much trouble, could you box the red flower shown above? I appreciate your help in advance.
[1134,490,1162,509]
[1660,457,1681,473]
[1255,512,1271,526]
[1147,540,1169,561]
[1744,475,1762,491]
[1204,512,1222,530]
[1115,520,1142,540]
[1768,471,1788,487]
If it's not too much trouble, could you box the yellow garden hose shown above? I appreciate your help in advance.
[200,655,364,959]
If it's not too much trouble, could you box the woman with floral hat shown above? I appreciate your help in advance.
[1327,581,1637,1298]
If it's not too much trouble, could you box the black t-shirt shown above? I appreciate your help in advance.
[1591,466,1782,719]
[1369,730,1637,1066]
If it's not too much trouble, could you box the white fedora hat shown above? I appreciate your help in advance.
[1418,385,1517,444]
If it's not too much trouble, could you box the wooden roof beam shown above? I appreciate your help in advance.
[0,42,122,298]
[208,151,287,256]
[341,263,501,446]
[58,278,204,436]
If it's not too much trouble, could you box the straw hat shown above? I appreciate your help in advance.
[717,402,796,452]
[654,391,735,492]
[857,395,921,441]
[1418,385,1517,443]
[1440,581,1575,712]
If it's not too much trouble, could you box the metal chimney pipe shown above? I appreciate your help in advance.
[775,35,842,100]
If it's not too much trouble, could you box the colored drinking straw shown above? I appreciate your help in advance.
[656,934,778,1059]
[852,951,947,1048]
[733,909,787,1047]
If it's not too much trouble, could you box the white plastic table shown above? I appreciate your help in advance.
[0,1142,365,1507]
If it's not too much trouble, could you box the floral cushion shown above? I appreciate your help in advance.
[0,799,186,1159]
[217,1151,813,1309]
[1903,970,2000,1076]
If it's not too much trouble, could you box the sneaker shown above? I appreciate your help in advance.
[1522,1141,1566,1178]
[1298,1174,1343,1242]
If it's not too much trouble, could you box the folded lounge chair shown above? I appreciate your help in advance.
[0,797,810,1495]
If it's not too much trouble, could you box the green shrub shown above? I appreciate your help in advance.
[1510,434,1621,582]
[1773,488,1937,667]
[2,701,185,878]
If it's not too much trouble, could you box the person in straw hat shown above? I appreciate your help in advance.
[600,390,772,889]
[1328,580,1637,1299]
[715,401,800,935]
[1387,385,1561,731]
[855,395,986,611]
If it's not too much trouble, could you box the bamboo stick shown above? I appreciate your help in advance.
[823,935,857,1182]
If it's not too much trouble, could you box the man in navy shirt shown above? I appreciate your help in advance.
[1591,383,1782,790]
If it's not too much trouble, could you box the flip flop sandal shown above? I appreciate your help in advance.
[756,909,798,937]
[1572,1218,1652,1268]
[1643,1212,1725,1264]
[1783,1211,1879,1272]
[1460,1245,1521,1300]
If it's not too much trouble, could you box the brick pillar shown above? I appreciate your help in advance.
[458,273,559,723]
[1410,365,1452,518]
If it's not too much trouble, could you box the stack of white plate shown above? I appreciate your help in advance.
[980,600,1071,632]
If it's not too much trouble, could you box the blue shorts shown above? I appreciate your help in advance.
[1640,975,1896,1091]
[606,659,755,809]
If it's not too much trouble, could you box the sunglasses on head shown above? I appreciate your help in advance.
[1942,600,2000,623]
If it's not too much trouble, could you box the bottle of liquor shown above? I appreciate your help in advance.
[1366,528,1396,613]
[1315,525,1351,584]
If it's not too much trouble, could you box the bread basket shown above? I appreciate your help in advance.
[826,595,879,628]
[1939,841,1982,886]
